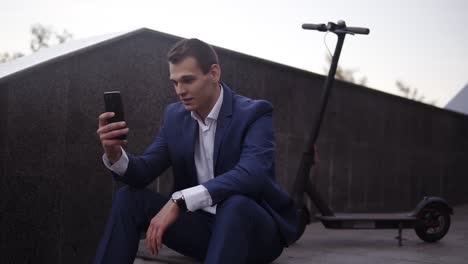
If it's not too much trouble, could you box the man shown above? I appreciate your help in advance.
[95,38,298,264]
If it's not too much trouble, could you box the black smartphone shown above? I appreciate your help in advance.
[104,91,127,140]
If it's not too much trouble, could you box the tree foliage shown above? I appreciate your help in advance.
[0,52,24,63]
[396,80,437,105]
[323,53,368,86]
[30,24,73,52]
[0,24,73,63]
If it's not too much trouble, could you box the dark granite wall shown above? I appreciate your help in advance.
[1,28,467,263]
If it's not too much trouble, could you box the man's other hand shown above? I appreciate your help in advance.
[146,200,181,256]
[97,112,129,162]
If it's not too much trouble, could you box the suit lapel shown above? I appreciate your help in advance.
[213,84,233,173]
[183,114,199,186]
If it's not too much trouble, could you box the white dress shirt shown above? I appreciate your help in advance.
[103,85,224,214]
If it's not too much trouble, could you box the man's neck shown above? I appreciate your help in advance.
[196,84,221,121]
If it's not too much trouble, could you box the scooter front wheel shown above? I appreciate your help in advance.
[414,203,451,242]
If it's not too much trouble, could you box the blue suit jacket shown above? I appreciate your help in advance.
[114,83,298,246]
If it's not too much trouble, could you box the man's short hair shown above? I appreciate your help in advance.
[167,38,219,74]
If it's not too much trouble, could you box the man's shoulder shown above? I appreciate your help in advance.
[163,101,188,117]
[232,92,273,116]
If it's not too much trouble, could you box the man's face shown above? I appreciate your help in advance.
[169,56,220,117]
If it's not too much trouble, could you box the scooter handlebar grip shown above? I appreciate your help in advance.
[302,23,327,31]
[345,27,370,35]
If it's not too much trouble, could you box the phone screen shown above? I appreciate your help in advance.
[104,91,126,140]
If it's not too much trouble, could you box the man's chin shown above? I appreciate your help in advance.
[183,105,195,111]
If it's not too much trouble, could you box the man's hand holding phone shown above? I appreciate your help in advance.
[97,112,129,163]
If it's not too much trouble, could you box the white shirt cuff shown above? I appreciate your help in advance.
[102,147,129,176]
[180,185,216,214]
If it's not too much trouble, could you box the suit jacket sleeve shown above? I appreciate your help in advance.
[202,101,275,204]
[112,107,171,188]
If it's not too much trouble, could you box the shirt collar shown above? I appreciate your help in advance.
[191,84,224,123]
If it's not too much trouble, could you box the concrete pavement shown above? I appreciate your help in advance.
[135,204,468,264]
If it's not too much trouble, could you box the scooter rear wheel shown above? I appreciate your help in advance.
[414,203,451,242]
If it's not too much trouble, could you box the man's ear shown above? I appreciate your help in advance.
[209,64,221,83]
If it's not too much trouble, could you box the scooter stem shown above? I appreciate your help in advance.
[293,20,368,217]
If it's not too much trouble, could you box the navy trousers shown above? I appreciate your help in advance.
[94,186,284,264]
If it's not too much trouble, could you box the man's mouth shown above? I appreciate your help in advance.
[182,98,194,104]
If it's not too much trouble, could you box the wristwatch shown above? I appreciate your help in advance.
[171,191,188,211]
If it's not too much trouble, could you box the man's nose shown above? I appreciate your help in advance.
[175,84,186,95]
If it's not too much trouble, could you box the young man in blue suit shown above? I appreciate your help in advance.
[95,38,298,264]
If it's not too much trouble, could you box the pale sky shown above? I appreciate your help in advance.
[1,0,467,107]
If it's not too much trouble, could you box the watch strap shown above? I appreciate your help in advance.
[172,193,188,211]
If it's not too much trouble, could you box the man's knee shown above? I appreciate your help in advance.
[111,186,147,213]
[217,195,258,218]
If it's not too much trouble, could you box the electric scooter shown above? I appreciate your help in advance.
[293,20,453,246]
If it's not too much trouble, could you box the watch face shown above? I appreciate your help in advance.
[172,191,183,200]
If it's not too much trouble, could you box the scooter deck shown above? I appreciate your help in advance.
[316,213,417,229]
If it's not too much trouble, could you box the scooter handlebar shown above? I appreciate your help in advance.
[302,21,370,35]
[302,23,327,31]
[345,27,370,35]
